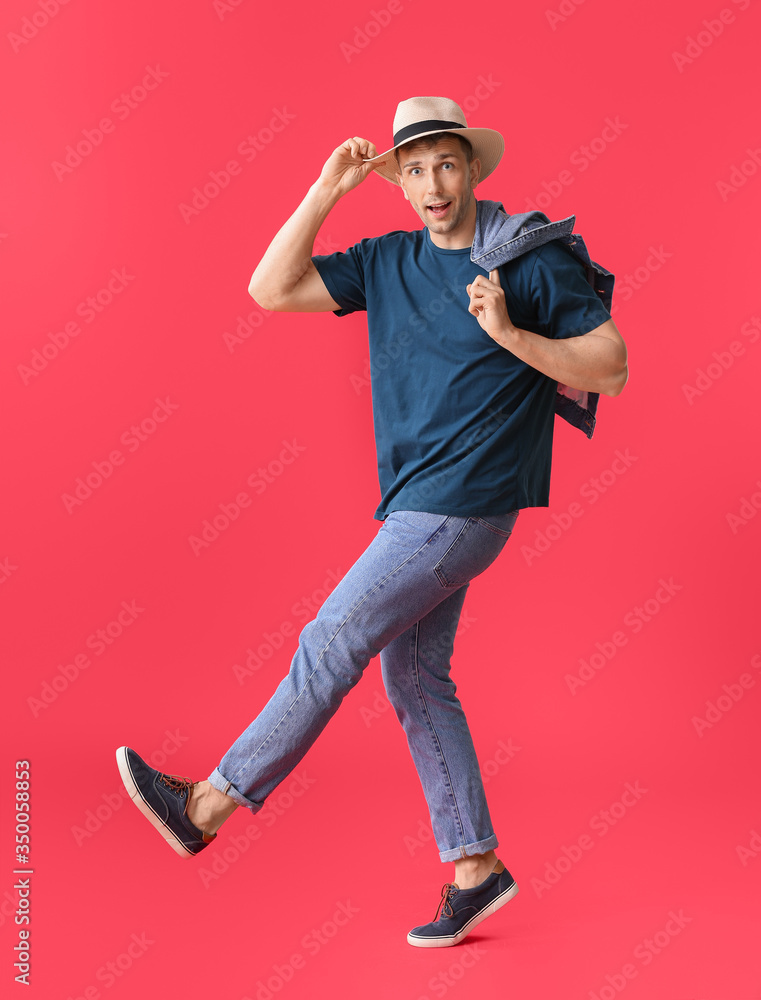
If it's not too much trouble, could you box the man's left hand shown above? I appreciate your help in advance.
[466,269,515,347]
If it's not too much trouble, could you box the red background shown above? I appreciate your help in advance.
[3,0,760,997]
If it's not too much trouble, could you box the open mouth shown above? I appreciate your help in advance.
[426,202,452,219]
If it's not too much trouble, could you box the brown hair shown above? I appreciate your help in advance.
[394,131,474,168]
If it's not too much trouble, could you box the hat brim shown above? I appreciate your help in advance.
[363,126,504,185]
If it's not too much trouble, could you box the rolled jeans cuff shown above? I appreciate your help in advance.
[438,834,499,864]
[207,767,263,812]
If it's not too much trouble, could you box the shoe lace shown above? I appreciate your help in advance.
[434,882,459,921]
[158,772,194,797]
[157,772,215,841]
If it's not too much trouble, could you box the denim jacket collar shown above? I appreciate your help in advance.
[471,199,615,439]
[472,199,577,266]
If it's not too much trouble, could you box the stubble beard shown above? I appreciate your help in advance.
[422,189,472,237]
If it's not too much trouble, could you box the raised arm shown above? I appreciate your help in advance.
[248,137,385,312]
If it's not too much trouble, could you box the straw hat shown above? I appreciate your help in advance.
[364,95,504,185]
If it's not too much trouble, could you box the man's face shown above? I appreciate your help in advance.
[395,136,481,246]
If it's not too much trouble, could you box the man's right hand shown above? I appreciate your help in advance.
[248,137,386,312]
[317,137,386,197]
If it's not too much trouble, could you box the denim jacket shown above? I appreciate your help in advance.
[471,199,615,439]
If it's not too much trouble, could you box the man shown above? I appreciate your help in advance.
[116,97,627,948]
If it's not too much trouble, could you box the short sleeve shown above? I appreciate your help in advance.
[312,242,367,316]
[530,241,611,340]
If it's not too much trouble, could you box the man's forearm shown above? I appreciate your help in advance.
[248,179,340,309]
[495,321,629,397]
[467,271,628,398]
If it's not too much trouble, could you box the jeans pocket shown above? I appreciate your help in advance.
[474,510,520,537]
[434,514,516,589]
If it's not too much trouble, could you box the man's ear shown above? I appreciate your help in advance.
[469,156,482,189]
[396,173,410,200]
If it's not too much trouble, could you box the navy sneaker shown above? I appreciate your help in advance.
[115,746,216,858]
[407,860,519,948]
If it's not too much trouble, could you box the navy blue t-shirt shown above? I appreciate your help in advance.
[312,224,611,520]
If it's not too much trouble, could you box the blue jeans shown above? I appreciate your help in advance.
[208,508,519,862]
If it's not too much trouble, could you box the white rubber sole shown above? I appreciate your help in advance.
[115,746,195,858]
[407,881,519,948]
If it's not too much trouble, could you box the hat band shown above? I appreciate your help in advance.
[392,119,466,147]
